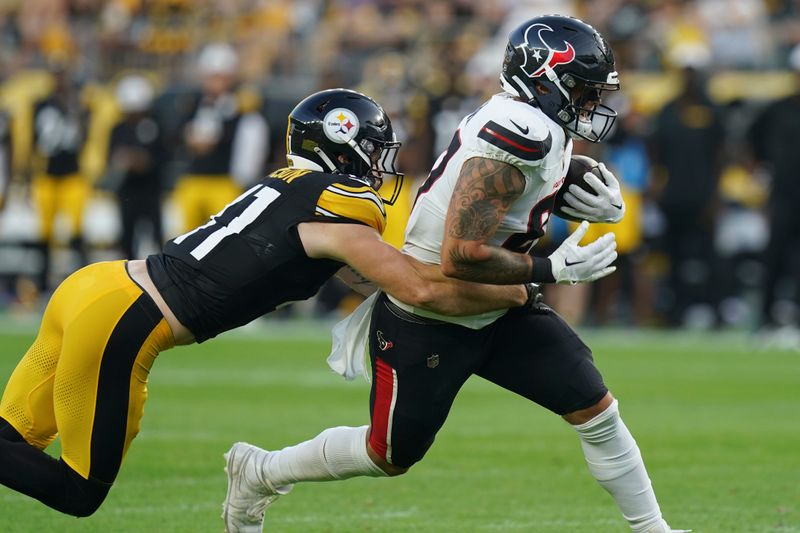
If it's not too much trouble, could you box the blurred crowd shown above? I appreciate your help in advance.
[0,0,799,340]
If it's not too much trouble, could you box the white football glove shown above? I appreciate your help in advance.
[548,221,617,284]
[560,162,626,223]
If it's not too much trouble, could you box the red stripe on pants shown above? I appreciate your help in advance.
[369,357,395,461]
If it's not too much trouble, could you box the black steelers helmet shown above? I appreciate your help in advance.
[500,15,620,142]
[286,88,404,205]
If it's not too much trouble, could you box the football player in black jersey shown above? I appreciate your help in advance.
[30,60,91,290]
[171,43,269,233]
[0,89,529,517]
[104,75,165,259]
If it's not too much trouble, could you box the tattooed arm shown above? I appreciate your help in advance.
[440,156,540,284]
[441,156,618,285]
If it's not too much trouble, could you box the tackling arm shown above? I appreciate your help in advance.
[298,221,528,316]
[335,265,377,298]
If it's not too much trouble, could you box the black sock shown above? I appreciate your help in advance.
[0,431,111,517]
[0,417,25,442]
[35,241,51,292]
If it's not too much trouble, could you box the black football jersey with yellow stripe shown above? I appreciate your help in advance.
[146,167,386,342]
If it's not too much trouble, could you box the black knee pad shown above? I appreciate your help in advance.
[60,462,112,518]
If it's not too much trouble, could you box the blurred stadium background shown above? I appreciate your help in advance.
[0,0,798,334]
[0,1,799,532]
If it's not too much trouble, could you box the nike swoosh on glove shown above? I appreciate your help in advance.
[549,221,618,284]
[560,162,626,223]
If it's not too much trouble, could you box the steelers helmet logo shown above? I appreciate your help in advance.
[323,108,360,144]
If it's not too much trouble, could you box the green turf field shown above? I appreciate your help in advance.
[0,322,798,532]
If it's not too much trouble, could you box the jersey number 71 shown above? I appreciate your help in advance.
[173,184,281,260]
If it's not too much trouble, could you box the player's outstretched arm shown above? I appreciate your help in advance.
[398,260,532,316]
[298,221,528,316]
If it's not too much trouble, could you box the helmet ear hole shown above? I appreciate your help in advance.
[533,80,550,95]
[360,138,375,155]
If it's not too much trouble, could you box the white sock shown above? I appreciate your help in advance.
[247,425,386,489]
[572,400,665,533]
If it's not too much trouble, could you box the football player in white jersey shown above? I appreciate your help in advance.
[223,15,686,533]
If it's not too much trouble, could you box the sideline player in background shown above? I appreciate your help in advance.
[225,16,686,533]
[30,59,90,290]
[0,109,11,211]
[172,42,269,233]
[0,89,530,518]
[103,74,165,259]
[748,44,800,334]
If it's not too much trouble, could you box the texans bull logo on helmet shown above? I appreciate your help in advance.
[520,23,577,79]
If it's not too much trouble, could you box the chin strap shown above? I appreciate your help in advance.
[312,147,339,173]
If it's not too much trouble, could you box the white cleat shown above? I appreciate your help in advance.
[222,442,293,533]
[642,520,692,533]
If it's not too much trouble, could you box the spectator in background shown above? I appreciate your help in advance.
[747,44,800,332]
[0,109,11,211]
[172,43,268,233]
[650,50,724,327]
[711,98,768,329]
[30,58,90,291]
[590,97,653,325]
[103,74,164,259]
[696,0,773,69]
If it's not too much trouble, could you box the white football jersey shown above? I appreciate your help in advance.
[391,92,573,328]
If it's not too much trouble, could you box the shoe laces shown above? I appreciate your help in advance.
[246,494,280,520]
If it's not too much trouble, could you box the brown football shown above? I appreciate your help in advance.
[553,155,604,221]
